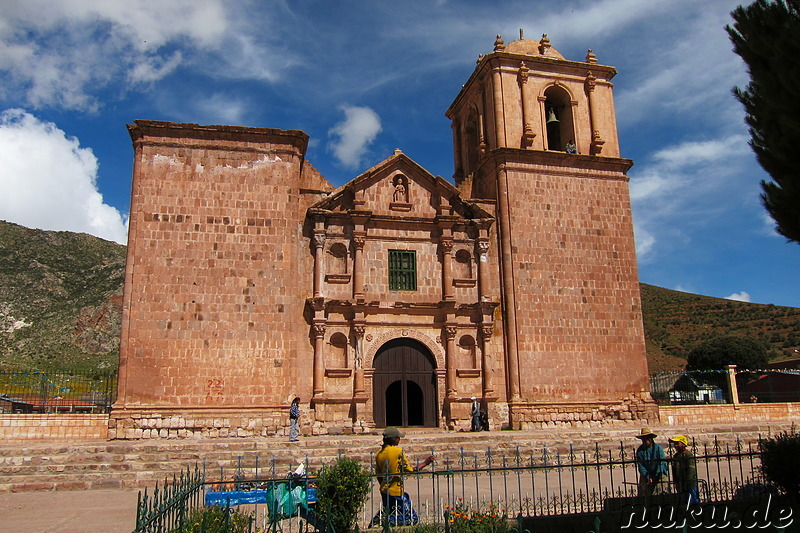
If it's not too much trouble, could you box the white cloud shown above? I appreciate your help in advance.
[328,105,382,169]
[191,93,249,126]
[633,223,656,262]
[725,291,751,303]
[0,109,128,244]
[0,0,229,111]
[630,134,755,261]
[651,136,748,169]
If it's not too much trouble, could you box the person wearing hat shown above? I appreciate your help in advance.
[669,435,699,505]
[470,397,482,432]
[635,427,668,501]
[374,427,435,523]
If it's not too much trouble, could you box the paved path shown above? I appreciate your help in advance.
[0,488,139,533]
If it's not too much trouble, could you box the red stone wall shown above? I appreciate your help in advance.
[116,122,330,427]
[485,151,650,406]
[0,414,109,440]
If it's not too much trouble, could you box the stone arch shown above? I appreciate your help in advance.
[454,248,473,279]
[372,337,438,427]
[365,329,445,371]
[464,105,481,175]
[327,242,349,275]
[329,331,349,368]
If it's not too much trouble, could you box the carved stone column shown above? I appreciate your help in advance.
[312,322,326,397]
[352,324,366,396]
[312,232,326,298]
[476,239,490,302]
[441,238,454,301]
[352,234,365,301]
[444,325,457,397]
[495,163,521,401]
[585,71,605,155]
[517,62,536,148]
[492,66,506,148]
[479,324,495,396]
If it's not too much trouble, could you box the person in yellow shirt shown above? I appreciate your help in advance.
[374,427,434,524]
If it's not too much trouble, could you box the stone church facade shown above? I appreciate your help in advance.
[111,34,656,439]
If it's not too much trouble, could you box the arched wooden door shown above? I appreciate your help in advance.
[372,338,438,428]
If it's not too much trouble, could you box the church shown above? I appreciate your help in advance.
[110,34,656,439]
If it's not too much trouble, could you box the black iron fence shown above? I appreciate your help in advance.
[134,465,207,533]
[134,437,774,532]
[0,369,117,413]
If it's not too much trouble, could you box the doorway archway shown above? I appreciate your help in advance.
[373,338,438,428]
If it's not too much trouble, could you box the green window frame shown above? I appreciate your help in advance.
[388,250,417,291]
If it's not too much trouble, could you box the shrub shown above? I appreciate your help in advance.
[759,430,800,500]
[445,500,510,533]
[175,504,254,533]
[314,457,371,533]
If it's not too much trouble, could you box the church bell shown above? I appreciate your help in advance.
[546,108,559,124]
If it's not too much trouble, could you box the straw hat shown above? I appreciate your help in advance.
[635,427,657,439]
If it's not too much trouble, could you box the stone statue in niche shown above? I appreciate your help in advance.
[393,176,408,203]
[390,175,412,211]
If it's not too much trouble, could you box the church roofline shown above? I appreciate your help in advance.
[127,120,309,154]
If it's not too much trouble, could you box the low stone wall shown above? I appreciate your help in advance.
[0,414,109,440]
[659,402,800,426]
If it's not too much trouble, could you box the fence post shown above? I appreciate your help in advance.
[726,365,740,407]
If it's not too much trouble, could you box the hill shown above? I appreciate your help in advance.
[640,284,800,372]
[0,221,125,372]
[0,221,798,374]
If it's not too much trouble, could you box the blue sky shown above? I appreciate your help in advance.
[0,0,798,307]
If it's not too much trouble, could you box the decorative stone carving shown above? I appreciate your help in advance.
[538,34,551,55]
[591,130,605,155]
[494,35,505,52]
[517,62,529,84]
[585,71,597,92]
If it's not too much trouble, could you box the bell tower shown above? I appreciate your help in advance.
[446,33,656,426]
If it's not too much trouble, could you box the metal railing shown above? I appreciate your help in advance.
[651,367,800,405]
[0,369,117,413]
[135,437,770,532]
[134,464,207,533]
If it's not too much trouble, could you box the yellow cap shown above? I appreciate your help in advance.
[669,435,689,446]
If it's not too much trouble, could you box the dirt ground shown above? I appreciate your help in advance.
[0,488,139,533]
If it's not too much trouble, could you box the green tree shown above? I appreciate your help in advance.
[314,457,371,533]
[686,335,769,370]
[727,0,800,244]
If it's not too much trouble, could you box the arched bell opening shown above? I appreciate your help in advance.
[544,86,575,152]
[464,108,481,176]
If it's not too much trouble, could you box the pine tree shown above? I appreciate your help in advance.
[727,0,800,244]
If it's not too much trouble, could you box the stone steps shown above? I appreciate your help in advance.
[0,421,788,493]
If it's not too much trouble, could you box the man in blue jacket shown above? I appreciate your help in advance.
[635,427,668,502]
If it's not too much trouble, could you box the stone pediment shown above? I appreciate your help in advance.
[310,150,492,222]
